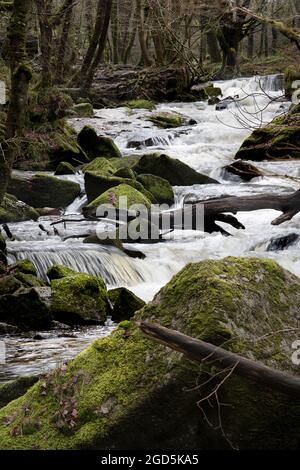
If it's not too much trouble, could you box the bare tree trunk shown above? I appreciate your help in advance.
[206,29,221,63]
[136,0,152,66]
[0,0,32,204]
[111,0,119,64]
[35,0,53,88]
[54,1,75,82]
[82,0,113,92]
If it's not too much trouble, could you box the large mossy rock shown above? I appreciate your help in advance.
[108,287,146,323]
[133,153,218,185]
[0,194,39,223]
[83,157,115,175]
[77,126,122,160]
[8,173,81,208]
[84,172,155,204]
[235,105,300,161]
[136,174,174,205]
[50,272,110,325]
[0,257,299,449]
[0,287,52,331]
[71,103,94,118]
[83,184,152,218]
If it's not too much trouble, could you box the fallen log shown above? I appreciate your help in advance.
[139,321,300,398]
[179,189,300,229]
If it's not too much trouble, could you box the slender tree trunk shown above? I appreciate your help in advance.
[206,29,221,63]
[111,0,119,64]
[0,0,32,204]
[136,0,152,66]
[82,0,113,92]
[35,0,53,88]
[247,33,254,58]
[54,2,74,82]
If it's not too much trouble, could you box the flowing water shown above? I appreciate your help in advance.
[2,74,300,382]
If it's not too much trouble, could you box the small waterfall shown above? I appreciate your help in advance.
[8,245,154,286]
[65,195,88,215]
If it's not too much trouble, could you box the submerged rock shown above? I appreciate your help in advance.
[78,126,122,160]
[8,173,81,208]
[149,112,183,129]
[223,160,264,181]
[0,194,39,223]
[267,233,299,252]
[133,153,218,185]
[0,257,299,449]
[109,287,146,323]
[50,273,110,325]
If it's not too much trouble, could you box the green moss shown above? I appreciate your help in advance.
[118,320,132,330]
[0,377,39,410]
[235,107,300,161]
[125,100,155,111]
[47,264,79,281]
[0,194,39,223]
[0,257,299,449]
[8,174,80,208]
[113,167,136,179]
[83,157,115,175]
[54,162,76,176]
[77,126,122,160]
[136,174,174,205]
[149,112,183,129]
[50,274,110,325]
[84,184,152,217]
[133,153,217,185]
[70,103,94,118]
[84,171,155,204]
[12,259,37,276]
[109,288,145,322]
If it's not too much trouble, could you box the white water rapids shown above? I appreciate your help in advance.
[2,74,300,382]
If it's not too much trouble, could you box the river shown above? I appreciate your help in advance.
[2,74,299,383]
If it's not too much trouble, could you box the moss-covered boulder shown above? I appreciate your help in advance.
[133,153,218,185]
[84,172,155,204]
[194,85,222,101]
[284,65,300,99]
[71,103,94,118]
[54,162,77,176]
[136,174,174,205]
[149,112,183,129]
[50,273,110,325]
[0,194,39,223]
[235,105,300,161]
[83,184,152,218]
[47,264,78,281]
[77,126,122,160]
[8,173,81,208]
[0,377,40,410]
[110,155,141,170]
[125,100,155,111]
[0,257,299,449]
[109,288,146,323]
[113,167,136,179]
[83,157,115,175]
[0,288,52,331]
